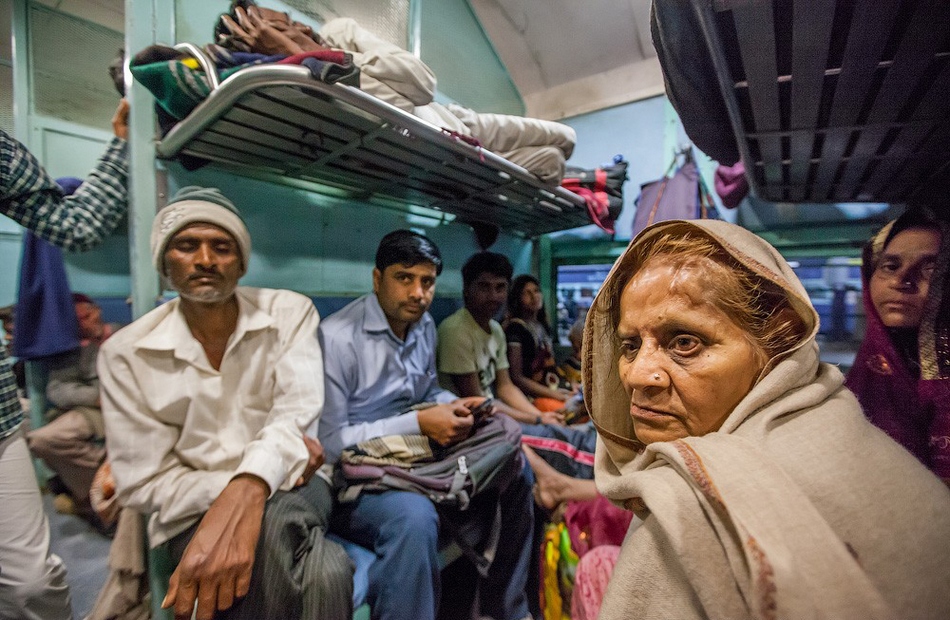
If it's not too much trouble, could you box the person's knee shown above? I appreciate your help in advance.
[25,427,55,459]
[378,494,439,549]
[315,537,355,592]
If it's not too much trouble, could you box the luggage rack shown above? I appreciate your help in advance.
[692,0,950,206]
[155,62,591,238]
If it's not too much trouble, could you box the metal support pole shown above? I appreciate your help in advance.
[125,0,174,319]
[11,0,31,146]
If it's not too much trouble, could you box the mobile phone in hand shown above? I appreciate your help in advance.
[470,398,494,424]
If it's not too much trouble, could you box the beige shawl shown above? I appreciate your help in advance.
[583,219,950,620]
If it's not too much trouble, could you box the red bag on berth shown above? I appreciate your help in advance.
[562,158,628,234]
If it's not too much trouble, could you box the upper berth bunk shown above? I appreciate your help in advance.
[152,48,592,239]
[660,0,950,210]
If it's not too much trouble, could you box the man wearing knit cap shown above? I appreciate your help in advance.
[99,186,353,620]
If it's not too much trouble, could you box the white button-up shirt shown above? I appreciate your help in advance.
[99,287,324,545]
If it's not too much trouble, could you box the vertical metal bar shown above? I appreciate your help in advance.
[688,0,758,197]
[10,0,30,146]
[537,234,556,338]
[408,0,421,57]
[125,0,173,320]
[24,361,51,482]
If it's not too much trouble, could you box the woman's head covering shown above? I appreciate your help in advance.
[845,210,950,477]
[581,219,950,620]
[583,219,818,460]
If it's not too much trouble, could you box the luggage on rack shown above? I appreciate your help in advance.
[562,157,629,234]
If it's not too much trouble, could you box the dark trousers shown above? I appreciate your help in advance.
[331,459,534,620]
[166,476,353,620]
[520,421,597,479]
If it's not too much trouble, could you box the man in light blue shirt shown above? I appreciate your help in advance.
[319,230,534,620]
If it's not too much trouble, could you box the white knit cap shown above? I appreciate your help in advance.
[150,186,251,274]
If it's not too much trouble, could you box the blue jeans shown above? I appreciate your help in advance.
[331,460,534,620]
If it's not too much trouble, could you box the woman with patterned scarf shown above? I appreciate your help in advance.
[845,209,950,485]
[581,219,950,620]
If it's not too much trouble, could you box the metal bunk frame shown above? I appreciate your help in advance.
[154,53,590,238]
[691,0,950,206]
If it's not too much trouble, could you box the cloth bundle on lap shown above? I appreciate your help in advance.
[336,411,522,510]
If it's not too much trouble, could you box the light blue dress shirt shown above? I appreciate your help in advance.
[318,294,456,462]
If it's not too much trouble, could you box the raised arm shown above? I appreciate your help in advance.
[0,100,129,252]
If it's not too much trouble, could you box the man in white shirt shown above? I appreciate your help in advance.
[99,186,352,620]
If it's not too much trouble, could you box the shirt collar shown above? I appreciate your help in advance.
[363,293,429,345]
[136,289,275,361]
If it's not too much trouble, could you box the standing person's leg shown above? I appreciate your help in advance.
[332,491,440,620]
[478,453,533,620]
[0,430,71,620]
[165,477,353,620]
[27,409,105,504]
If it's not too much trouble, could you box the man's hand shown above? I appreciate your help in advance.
[221,6,303,55]
[112,99,129,140]
[417,402,475,446]
[295,435,324,487]
[222,6,328,56]
[454,396,490,412]
[162,475,268,620]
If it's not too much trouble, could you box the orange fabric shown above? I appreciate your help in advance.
[534,397,565,413]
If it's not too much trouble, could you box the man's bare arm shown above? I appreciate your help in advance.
[163,474,268,620]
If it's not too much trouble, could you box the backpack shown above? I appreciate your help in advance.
[562,157,629,234]
[335,412,523,511]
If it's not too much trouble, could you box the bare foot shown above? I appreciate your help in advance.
[524,445,574,510]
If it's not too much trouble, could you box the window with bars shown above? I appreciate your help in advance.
[29,4,123,131]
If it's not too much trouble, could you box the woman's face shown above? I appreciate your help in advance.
[869,227,941,329]
[520,281,544,315]
[616,259,765,444]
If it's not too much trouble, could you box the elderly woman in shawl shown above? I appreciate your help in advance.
[583,219,950,620]
[845,210,950,485]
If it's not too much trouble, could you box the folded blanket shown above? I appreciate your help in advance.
[131,45,360,121]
